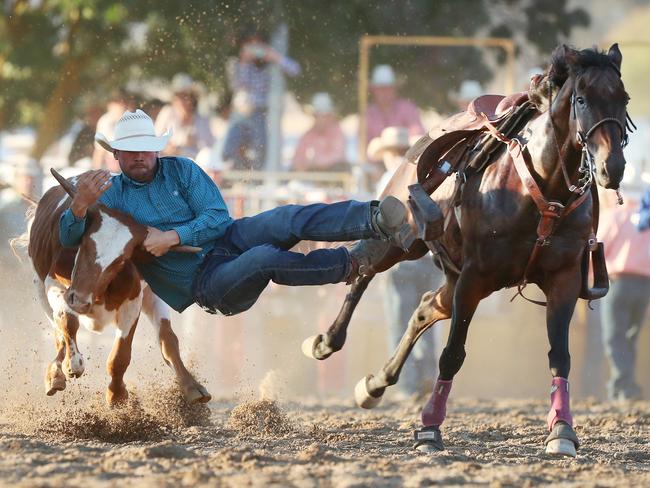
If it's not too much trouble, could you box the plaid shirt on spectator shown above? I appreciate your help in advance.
[234,56,300,109]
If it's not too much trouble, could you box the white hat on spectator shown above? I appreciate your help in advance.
[172,73,199,94]
[367,126,410,160]
[95,109,172,152]
[309,92,335,115]
[458,80,483,101]
[370,65,396,86]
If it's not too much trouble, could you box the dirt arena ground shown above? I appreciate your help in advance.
[0,383,648,488]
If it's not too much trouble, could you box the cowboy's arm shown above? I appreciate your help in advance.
[171,159,233,247]
[59,171,113,247]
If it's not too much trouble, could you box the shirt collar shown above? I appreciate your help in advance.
[121,159,162,187]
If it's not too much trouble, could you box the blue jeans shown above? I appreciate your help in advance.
[600,273,650,400]
[384,256,443,395]
[193,200,377,316]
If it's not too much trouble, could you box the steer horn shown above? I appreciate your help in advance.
[50,168,77,197]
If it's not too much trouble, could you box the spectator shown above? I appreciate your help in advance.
[223,25,301,169]
[222,90,257,170]
[155,73,215,160]
[371,126,443,399]
[366,64,425,152]
[292,92,348,172]
[92,89,130,171]
[68,102,103,167]
[142,98,165,126]
[370,126,412,194]
[599,187,650,401]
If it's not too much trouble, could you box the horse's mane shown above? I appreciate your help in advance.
[548,45,619,87]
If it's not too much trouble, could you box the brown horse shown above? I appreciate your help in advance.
[302,44,631,457]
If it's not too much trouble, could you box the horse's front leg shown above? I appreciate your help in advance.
[541,267,582,457]
[415,267,485,452]
[353,277,455,409]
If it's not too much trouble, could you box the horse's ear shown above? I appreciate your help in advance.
[607,43,622,71]
[549,44,577,86]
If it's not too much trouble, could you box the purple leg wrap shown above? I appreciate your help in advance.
[546,376,573,431]
[421,378,453,427]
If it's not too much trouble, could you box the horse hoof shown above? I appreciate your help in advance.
[415,442,444,453]
[184,384,212,404]
[106,384,128,407]
[354,376,383,409]
[414,426,445,452]
[545,438,577,457]
[301,335,321,360]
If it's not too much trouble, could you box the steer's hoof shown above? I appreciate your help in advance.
[301,335,321,360]
[184,384,212,404]
[354,375,383,409]
[545,422,579,458]
[45,374,66,396]
[414,426,445,452]
[63,355,85,379]
[106,385,129,407]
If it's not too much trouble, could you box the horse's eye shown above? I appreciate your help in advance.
[576,96,585,106]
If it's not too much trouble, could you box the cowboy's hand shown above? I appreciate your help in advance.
[71,170,112,218]
[144,227,180,257]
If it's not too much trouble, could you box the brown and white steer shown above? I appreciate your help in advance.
[22,169,210,406]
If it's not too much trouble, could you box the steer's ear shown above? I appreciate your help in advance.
[50,168,77,198]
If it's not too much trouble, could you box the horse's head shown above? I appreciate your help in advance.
[549,44,630,190]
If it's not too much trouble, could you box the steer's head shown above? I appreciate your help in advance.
[51,169,197,314]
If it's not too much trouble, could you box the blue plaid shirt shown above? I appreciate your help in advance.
[59,157,233,312]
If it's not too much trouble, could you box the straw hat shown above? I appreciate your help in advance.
[367,126,410,160]
[95,109,172,152]
[370,65,396,87]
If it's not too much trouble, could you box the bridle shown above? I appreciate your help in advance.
[548,65,635,199]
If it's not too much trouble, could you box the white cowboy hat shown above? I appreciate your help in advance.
[172,73,198,94]
[367,126,411,160]
[370,65,396,87]
[95,109,172,152]
[308,92,335,115]
[458,80,483,101]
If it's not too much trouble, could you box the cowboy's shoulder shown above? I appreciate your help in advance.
[159,156,201,178]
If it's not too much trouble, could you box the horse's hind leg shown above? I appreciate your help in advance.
[541,267,581,457]
[302,274,374,360]
[142,287,211,404]
[354,278,455,409]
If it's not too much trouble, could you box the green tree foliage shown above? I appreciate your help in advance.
[0,0,589,159]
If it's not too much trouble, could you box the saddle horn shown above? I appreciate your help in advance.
[50,168,77,198]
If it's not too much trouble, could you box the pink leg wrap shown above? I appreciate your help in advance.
[421,378,453,427]
[546,376,573,431]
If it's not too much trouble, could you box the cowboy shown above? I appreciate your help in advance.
[59,109,411,316]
